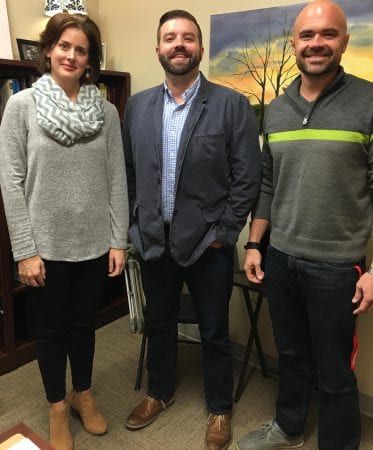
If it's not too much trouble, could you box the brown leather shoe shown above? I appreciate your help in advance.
[125,395,175,430]
[205,413,232,450]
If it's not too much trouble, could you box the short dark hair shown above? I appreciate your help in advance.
[38,13,102,84]
[157,10,203,46]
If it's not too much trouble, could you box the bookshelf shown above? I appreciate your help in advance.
[0,59,130,375]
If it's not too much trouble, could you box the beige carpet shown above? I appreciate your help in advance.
[0,316,372,449]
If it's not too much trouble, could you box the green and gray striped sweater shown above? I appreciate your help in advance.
[254,69,373,262]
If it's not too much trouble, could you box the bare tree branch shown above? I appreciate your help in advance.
[217,8,299,132]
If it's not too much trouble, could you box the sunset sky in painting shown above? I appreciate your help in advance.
[209,0,373,105]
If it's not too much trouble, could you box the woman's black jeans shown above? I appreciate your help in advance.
[30,254,108,403]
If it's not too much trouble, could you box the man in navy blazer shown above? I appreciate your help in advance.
[123,9,261,449]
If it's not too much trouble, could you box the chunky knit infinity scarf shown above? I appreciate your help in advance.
[32,74,104,146]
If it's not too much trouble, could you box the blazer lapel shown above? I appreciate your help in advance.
[152,85,165,169]
[174,76,208,185]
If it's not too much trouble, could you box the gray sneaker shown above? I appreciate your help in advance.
[236,419,304,450]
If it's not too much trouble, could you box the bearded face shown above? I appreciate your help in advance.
[157,18,204,78]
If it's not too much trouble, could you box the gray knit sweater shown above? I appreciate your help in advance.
[0,88,129,262]
[254,70,373,262]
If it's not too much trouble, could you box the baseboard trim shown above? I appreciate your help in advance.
[359,392,373,418]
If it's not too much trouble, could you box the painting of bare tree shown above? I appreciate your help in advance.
[209,0,373,132]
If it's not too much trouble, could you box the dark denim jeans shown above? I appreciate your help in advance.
[139,245,234,414]
[265,245,362,450]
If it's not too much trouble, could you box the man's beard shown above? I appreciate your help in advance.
[158,52,201,76]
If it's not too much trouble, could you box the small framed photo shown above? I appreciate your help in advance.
[101,43,107,70]
[16,39,40,62]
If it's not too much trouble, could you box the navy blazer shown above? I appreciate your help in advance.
[123,73,261,266]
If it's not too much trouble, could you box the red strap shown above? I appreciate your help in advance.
[354,265,362,278]
[350,265,362,370]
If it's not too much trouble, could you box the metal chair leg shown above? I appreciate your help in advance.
[135,330,147,390]
[234,290,268,402]
[245,293,268,378]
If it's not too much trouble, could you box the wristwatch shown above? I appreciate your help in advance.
[244,241,261,250]
[367,265,373,276]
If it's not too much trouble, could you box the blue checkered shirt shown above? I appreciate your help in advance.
[162,74,200,223]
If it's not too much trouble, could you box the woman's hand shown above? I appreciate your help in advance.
[108,248,126,277]
[18,255,46,287]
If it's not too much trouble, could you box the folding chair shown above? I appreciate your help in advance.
[233,271,268,402]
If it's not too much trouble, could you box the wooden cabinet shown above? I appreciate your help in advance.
[0,59,130,375]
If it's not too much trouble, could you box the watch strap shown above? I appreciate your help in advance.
[244,241,261,250]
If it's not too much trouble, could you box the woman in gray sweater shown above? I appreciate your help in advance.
[0,13,128,450]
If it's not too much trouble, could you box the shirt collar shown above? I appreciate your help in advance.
[163,72,201,104]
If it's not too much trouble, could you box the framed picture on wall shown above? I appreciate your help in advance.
[16,39,40,62]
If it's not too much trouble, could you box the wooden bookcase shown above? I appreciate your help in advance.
[0,59,130,375]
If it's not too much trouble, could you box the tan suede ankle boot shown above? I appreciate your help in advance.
[49,403,73,450]
[68,389,107,435]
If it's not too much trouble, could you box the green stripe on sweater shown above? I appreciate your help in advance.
[268,129,370,145]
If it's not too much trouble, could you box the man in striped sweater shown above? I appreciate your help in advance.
[236,1,373,449]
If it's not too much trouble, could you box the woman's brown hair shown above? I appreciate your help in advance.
[38,13,102,84]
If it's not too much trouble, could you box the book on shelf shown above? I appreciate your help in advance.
[98,82,108,99]
[0,78,24,96]
[23,74,40,88]
[108,85,116,105]
[0,79,13,120]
